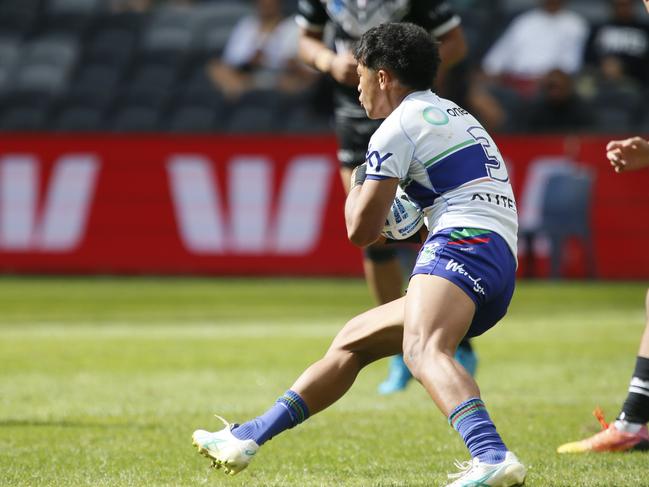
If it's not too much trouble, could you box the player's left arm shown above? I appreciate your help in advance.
[412,0,467,89]
[437,25,467,70]
[435,25,467,93]
[345,178,399,247]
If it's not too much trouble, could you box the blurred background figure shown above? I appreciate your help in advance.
[522,69,594,133]
[584,0,649,86]
[481,0,588,98]
[109,0,153,13]
[579,0,649,131]
[208,0,315,101]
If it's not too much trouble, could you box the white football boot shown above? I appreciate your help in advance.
[192,415,259,475]
[445,451,526,487]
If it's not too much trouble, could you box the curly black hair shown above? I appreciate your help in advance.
[353,22,440,91]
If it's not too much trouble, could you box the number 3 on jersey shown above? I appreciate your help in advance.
[467,126,509,182]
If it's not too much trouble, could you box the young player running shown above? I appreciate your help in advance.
[557,136,649,454]
[192,22,526,486]
[296,0,476,394]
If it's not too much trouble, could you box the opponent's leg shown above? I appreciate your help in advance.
[558,289,649,453]
[192,298,405,474]
[619,289,649,428]
[403,275,525,486]
[379,337,478,395]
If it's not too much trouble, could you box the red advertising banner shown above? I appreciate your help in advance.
[0,134,647,278]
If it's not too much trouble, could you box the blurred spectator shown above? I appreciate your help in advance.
[583,0,649,85]
[110,0,194,11]
[208,0,314,100]
[110,0,153,12]
[521,69,594,133]
[481,0,588,98]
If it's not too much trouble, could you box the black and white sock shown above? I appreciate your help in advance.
[617,356,649,430]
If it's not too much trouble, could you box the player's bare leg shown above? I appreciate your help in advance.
[291,297,404,413]
[403,274,525,486]
[402,274,478,414]
[558,288,649,454]
[638,289,649,357]
[362,252,403,304]
[192,298,405,474]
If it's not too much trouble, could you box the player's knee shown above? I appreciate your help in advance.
[328,315,375,367]
[364,246,398,263]
[328,316,365,355]
[402,335,424,378]
[403,334,453,378]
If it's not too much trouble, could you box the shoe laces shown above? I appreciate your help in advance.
[447,458,479,479]
[213,414,237,431]
[593,407,609,430]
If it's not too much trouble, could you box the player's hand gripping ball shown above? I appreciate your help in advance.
[381,187,424,240]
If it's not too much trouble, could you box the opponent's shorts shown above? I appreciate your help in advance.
[334,114,382,169]
[411,227,516,338]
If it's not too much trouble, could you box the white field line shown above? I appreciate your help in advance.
[0,321,342,339]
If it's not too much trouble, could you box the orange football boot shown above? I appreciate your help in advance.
[557,407,649,453]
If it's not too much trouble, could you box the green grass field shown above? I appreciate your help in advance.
[1,277,648,486]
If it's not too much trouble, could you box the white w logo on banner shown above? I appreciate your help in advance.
[0,155,100,252]
[167,155,334,255]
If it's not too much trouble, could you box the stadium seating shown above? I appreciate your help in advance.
[52,105,103,131]
[0,0,645,133]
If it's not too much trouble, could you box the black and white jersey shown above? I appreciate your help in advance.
[296,0,460,117]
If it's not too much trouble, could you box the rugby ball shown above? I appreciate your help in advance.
[381,187,424,240]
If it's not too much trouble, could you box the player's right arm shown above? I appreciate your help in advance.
[606,136,649,173]
[295,0,358,85]
[345,178,399,247]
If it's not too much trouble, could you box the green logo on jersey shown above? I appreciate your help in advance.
[422,106,449,125]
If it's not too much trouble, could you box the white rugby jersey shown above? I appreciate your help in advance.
[365,90,518,257]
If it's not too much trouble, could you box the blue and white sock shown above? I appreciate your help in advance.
[232,390,310,445]
[449,397,508,464]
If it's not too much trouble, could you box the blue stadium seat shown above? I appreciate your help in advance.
[109,106,160,132]
[62,63,120,111]
[11,64,70,95]
[167,106,218,132]
[83,28,137,72]
[41,0,104,36]
[52,106,103,131]
[226,105,276,133]
[281,104,331,134]
[0,0,42,37]
[0,37,20,93]
[191,2,254,56]
[592,82,644,133]
[0,106,47,131]
[566,0,608,24]
[540,170,596,278]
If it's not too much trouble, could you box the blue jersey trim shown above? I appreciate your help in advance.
[426,143,489,192]
[366,174,393,181]
[404,180,439,209]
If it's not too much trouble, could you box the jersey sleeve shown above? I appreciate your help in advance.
[296,0,328,32]
[409,0,461,38]
[364,118,414,181]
